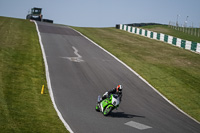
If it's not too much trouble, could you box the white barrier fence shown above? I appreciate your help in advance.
[119,24,200,54]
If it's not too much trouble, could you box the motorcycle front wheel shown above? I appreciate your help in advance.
[103,106,112,116]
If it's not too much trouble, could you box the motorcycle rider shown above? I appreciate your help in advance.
[100,85,123,103]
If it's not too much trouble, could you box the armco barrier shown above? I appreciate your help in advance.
[119,24,200,54]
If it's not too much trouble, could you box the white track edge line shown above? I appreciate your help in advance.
[71,27,200,125]
[34,21,74,133]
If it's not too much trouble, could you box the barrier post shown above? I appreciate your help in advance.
[41,85,44,94]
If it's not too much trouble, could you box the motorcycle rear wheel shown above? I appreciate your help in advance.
[95,105,100,112]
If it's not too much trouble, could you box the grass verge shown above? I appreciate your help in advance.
[72,26,200,122]
[0,16,68,132]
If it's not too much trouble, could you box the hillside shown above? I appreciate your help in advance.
[0,16,199,132]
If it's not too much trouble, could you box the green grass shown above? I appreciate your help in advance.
[0,16,68,132]
[141,25,200,43]
[72,26,200,122]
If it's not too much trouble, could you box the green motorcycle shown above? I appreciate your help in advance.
[95,94,120,116]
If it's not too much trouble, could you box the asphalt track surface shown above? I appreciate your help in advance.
[37,22,200,133]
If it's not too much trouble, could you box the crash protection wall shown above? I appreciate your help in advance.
[119,24,200,54]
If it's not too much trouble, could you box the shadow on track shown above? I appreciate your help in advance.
[108,112,145,118]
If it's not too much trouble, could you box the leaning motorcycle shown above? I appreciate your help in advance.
[95,94,120,116]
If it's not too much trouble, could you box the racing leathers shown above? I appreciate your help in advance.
[101,87,122,102]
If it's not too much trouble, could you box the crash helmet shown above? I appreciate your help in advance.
[117,85,123,92]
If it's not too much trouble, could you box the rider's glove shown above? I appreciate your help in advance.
[103,92,108,97]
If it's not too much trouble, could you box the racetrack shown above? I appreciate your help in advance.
[36,22,200,133]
